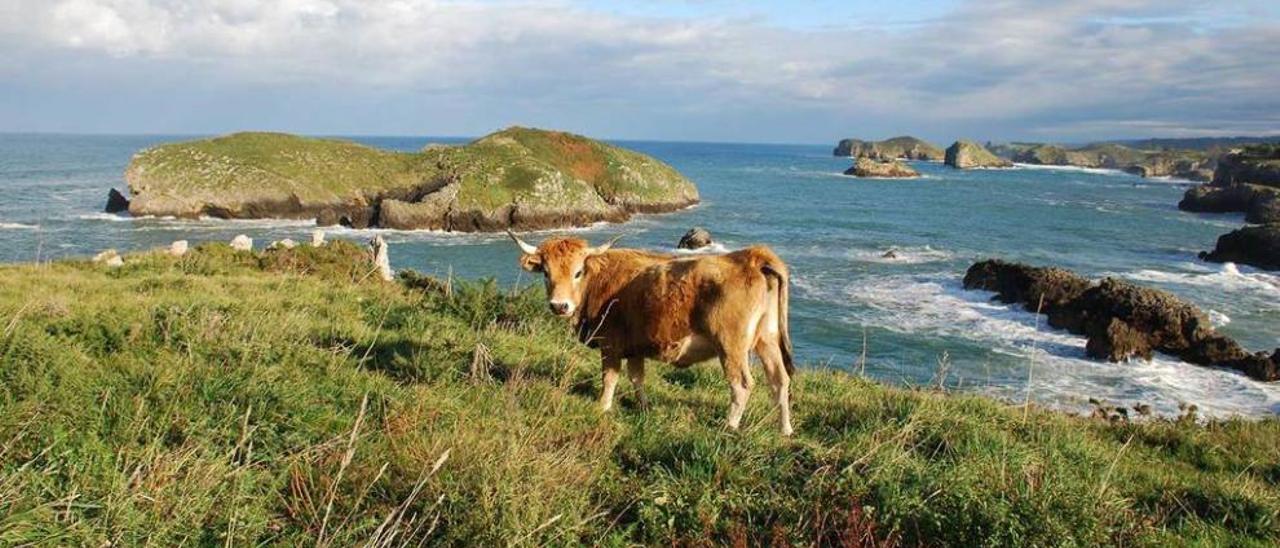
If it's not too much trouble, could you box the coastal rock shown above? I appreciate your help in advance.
[123,127,699,232]
[1124,152,1214,182]
[377,181,460,230]
[944,140,1012,169]
[844,158,919,178]
[963,259,1279,381]
[169,240,188,257]
[105,188,130,213]
[677,227,713,250]
[833,136,944,161]
[230,234,253,252]
[1178,184,1280,224]
[1212,145,1280,187]
[311,230,326,247]
[1199,224,1280,271]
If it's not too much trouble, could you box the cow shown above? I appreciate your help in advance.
[508,231,795,435]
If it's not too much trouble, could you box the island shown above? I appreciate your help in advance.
[844,157,920,178]
[832,136,944,161]
[944,140,1012,169]
[113,127,700,231]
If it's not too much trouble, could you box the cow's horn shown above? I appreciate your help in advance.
[507,229,538,255]
[589,233,624,255]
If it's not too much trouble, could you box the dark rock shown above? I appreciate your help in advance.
[1199,224,1280,271]
[105,188,130,213]
[1212,144,1280,187]
[1178,184,1280,224]
[677,227,713,250]
[881,249,899,259]
[963,259,1279,381]
[844,158,919,178]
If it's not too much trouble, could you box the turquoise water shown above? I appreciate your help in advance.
[2,134,1277,417]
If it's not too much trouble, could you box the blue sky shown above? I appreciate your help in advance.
[0,0,1277,144]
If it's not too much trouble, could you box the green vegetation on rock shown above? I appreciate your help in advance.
[1,244,1278,545]
[123,127,699,231]
[833,136,944,161]
[945,140,1012,169]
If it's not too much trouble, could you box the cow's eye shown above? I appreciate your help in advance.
[574,269,584,280]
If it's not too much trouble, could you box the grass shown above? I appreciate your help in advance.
[1,242,1278,546]
[129,127,699,215]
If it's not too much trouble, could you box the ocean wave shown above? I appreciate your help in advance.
[847,245,951,264]
[671,243,730,255]
[837,274,1280,418]
[0,222,39,230]
[1123,262,1280,298]
[1013,163,1130,177]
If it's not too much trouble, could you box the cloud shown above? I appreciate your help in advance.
[0,0,1277,141]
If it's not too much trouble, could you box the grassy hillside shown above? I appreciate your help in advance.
[124,127,699,226]
[1,244,1278,545]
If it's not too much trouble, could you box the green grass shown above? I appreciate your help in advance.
[128,127,699,215]
[1,243,1277,546]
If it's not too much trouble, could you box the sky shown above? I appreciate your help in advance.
[1,0,1278,144]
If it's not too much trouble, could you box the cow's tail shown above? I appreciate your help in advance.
[761,258,794,376]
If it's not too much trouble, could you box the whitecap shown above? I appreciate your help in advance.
[847,245,951,265]
[0,222,39,230]
[837,274,1280,418]
[672,242,730,255]
[1013,163,1130,177]
[1123,263,1280,298]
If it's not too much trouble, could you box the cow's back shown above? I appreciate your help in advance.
[601,247,779,362]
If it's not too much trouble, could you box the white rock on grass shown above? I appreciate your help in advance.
[370,235,393,282]
[169,240,189,257]
[92,249,123,268]
[311,229,326,247]
[230,234,253,252]
[269,239,297,250]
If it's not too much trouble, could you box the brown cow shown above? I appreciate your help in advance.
[508,231,795,435]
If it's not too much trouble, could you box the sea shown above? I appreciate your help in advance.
[2,133,1277,418]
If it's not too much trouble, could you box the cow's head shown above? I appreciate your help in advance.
[508,231,621,317]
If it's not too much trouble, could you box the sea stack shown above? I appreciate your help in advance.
[945,140,1012,169]
[844,158,920,178]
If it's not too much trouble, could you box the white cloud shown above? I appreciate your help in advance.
[0,0,1277,140]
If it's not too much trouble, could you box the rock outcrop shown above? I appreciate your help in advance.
[105,188,130,213]
[677,227,713,250]
[1199,224,1280,271]
[945,140,1012,169]
[833,136,944,161]
[844,158,920,178]
[1179,184,1280,224]
[1180,146,1280,222]
[1212,144,1280,187]
[121,127,700,232]
[963,259,1279,381]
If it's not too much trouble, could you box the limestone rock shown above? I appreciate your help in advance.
[1199,224,1280,271]
[230,234,253,252]
[845,158,919,178]
[169,240,188,257]
[945,140,1012,169]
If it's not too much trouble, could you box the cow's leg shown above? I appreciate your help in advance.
[626,357,648,410]
[756,338,793,436]
[600,355,622,412]
[720,347,752,430]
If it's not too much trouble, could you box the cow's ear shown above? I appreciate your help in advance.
[519,253,543,272]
